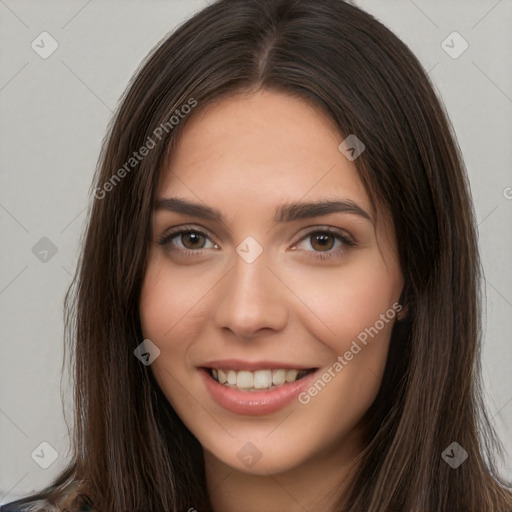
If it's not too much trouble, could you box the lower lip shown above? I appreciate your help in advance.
[200,368,318,416]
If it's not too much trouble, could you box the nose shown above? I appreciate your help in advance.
[213,251,289,340]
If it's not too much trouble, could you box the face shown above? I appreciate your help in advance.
[139,90,404,477]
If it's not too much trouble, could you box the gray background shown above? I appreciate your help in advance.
[1,0,511,504]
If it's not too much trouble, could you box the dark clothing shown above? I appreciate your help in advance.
[1,492,93,511]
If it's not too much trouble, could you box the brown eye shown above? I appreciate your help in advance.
[290,227,356,260]
[309,232,335,251]
[158,228,218,253]
[181,231,207,249]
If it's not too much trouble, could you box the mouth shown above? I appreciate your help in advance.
[204,367,317,392]
[199,361,321,415]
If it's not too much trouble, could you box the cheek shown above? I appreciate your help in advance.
[291,266,398,435]
[139,253,212,343]
[139,257,208,416]
[139,255,207,391]
[290,255,402,424]
[279,253,400,356]
[279,255,400,410]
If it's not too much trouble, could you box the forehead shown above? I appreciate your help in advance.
[158,90,370,216]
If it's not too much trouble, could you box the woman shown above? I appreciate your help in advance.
[3,0,511,510]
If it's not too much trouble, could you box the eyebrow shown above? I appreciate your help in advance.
[154,197,372,224]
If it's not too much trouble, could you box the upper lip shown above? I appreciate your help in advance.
[200,359,317,371]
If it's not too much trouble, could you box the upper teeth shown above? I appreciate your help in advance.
[211,368,309,391]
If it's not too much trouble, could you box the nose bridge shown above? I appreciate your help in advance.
[228,232,273,298]
[214,245,288,338]
[231,251,269,300]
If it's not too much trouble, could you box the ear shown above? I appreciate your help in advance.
[396,289,409,321]
[396,302,409,321]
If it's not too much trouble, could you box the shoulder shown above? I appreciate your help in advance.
[0,498,50,512]
[1,492,94,512]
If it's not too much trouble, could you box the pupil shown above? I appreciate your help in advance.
[312,233,334,251]
[183,232,204,249]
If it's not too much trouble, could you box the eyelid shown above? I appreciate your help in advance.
[158,224,357,257]
[159,223,216,239]
[290,225,355,247]
[157,224,219,251]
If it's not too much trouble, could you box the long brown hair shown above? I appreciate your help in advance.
[17,0,512,510]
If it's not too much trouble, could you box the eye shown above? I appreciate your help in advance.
[291,228,356,260]
[157,225,356,260]
[158,227,218,254]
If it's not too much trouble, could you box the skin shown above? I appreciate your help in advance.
[139,90,404,511]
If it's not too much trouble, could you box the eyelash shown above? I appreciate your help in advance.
[157,225,357,261]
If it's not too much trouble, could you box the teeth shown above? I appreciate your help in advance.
[272,369,286,386]
[237,370,253,389]
[253,370,272,389]
[227,370,237,386]
[209,368,311,391]
[285,369,298,383]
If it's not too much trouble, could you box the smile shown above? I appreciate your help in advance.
[208,367,315,392]
[200,363,320,415]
